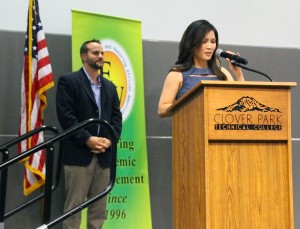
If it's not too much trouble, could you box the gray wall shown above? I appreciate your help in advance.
[0,31,299,228]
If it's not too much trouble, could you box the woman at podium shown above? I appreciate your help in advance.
[158,19,245,118]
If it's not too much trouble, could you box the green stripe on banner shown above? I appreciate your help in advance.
[72,10,152,229]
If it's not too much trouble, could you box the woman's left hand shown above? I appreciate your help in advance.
[226,51,245,81]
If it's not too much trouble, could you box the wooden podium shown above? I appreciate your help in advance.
[168,81,297,229]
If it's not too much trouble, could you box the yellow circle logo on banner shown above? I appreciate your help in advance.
[102,39,135,121]
[103,51,127,107]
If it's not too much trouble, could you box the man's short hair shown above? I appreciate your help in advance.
[80,39,102,55]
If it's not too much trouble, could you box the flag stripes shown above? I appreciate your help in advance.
[19,0,54,196]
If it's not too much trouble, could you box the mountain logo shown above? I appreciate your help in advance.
[213,96,283,131]
[216,96,281,113]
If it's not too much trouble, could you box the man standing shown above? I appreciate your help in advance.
[56,39,122,229]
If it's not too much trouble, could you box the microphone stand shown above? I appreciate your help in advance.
[231,60,274,82]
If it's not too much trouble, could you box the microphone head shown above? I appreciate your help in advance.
[215,48,223,58]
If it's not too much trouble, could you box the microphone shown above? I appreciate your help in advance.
[216,49,248,65]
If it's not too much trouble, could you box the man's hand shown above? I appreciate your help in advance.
[86,136,111,153]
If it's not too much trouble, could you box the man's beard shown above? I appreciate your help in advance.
[88,60,103,70]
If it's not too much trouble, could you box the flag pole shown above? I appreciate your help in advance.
[27,0,33,148]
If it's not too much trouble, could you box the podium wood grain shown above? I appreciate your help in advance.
[170,81,296,229]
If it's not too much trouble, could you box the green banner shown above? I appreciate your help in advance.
[72,10,152,229]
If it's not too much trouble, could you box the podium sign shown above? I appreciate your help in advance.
[207,85,289,140]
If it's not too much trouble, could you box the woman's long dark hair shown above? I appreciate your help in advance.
[171,20,226,79]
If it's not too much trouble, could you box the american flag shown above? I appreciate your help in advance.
[19,0,54,196]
